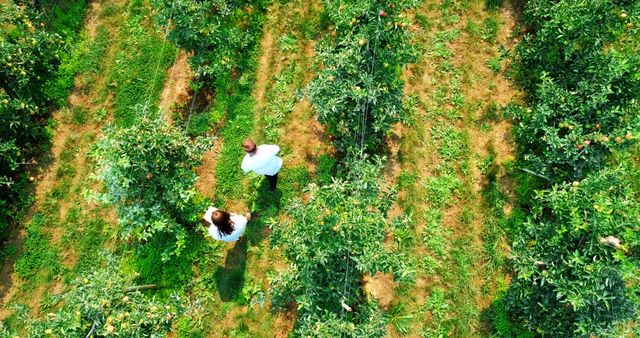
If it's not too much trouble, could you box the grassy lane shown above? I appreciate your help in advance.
[0,0,177,330]
[187,1,331,336]
[388,1,520,336]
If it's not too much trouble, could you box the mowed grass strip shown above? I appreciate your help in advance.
[391,0,517,336]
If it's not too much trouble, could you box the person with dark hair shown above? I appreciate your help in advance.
[202,206,250,242]
[241,139,282,191]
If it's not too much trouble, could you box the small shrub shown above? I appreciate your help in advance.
[482,16,499,42]
[486,56,501,74]
[91,107,210,258]
[485,0,505,10]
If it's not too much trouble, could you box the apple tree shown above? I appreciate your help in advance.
[269,157,412,336]
[0,1,64,236]
[91,107,210,258]
[23,255,184,337]
[308,0,418,154]
[506,165,640,336]
[151,0,268,80]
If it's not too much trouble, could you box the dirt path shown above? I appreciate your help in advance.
[202,17,276,206]
[253,29,275,111]
[199,0,328,336]
[272,0,330,171]
[159,50,193,116]
[195,142,222,199]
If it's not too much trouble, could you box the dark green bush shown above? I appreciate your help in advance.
[485,0,505,10]
[316,153,337,185]
[34,0,87,40]
[505,1,640,335]
[513,68,640,180]
[515,0,638,95]
[511,4,640,181]
[506,166,640,336]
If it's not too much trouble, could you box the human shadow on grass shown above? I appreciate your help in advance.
[215,236,248,301]
[244,177,282,244]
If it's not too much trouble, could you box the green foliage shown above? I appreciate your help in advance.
[186,112,212,136]
[176,317,205,338]
[0,2,64,238]
[151,0,268,82]
[485,0,505,10]
[506,3,640,332]
[0,3,64,104]
[485,296,534,338]
[506,166,640,336]
[515,0,639,95]
[316,153,337,185]
[482,16,499,42]
[91,108,210,258]
[424,174,462,208]
[22,255,184,337]
[214,90,256,199]
[513,73,639,180]
[68,217,108,275]
[308,0,418,153]
[132,231,211,296]
[485,56,501,74]
[423,288,451,337]
[34,0,88,40]
[46,26,109,108]
[270,158,411,336]
[509,1,640,181]
[39,0,89,106]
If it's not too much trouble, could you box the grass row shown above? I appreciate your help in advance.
[392,1,513,336]
[2,0,179,332]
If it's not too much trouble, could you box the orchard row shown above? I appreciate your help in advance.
[503,0,640,336]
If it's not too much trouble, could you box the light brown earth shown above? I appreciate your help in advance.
[159,51,193,116]
[195,141,222,199]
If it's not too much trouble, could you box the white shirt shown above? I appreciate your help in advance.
[241,144,283,176]
[203,207,247,242]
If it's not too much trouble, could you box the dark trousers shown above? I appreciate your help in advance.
[265,173,278,191]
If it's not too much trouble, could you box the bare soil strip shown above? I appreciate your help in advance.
[159,50,193,116]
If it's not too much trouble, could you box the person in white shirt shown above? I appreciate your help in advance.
[202,207,250,242]
[241,139,282,191]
